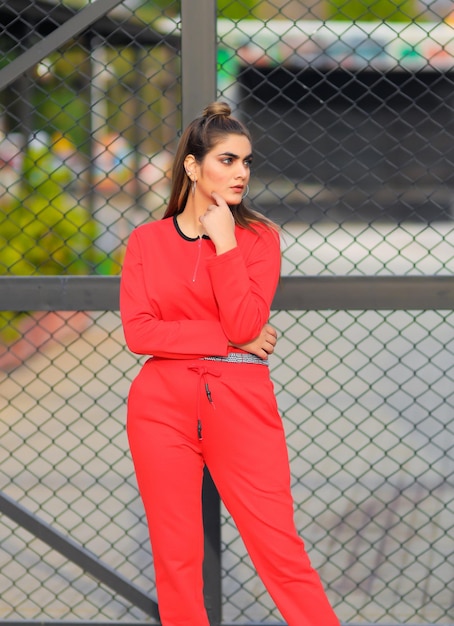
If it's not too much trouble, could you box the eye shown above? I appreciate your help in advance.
[221,156,233,164]
[244,158,253,168]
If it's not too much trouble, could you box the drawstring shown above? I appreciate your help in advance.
[188,365,219,440]
[204,381,214,405]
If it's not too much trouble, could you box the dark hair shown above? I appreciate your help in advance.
[163,102,276,230]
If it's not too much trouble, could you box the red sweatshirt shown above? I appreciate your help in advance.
[120,215,281,359]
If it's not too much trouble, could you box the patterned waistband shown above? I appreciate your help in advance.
[202,352,268,366]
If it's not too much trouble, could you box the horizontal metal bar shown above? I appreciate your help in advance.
[274,275,454,310]
[0,491,160,620]
[0,0,124,90]
[0,275,453,311]
[0,276,120,311]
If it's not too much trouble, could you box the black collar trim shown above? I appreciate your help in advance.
[173,215,210,241]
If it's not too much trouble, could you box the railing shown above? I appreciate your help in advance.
[1,275,453,625]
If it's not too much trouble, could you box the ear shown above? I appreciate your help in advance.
[184,154,196,179]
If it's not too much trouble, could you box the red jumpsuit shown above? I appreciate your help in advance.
[120,215,340,626]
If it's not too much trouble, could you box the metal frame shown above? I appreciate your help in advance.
[0,0,124,90]
[1,275,453,311]
[0,491,159,620]
[1,273,453,626]
[182,0,217,126]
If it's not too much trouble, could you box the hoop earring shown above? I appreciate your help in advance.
[191,179,197,196]
[242,184,249,199]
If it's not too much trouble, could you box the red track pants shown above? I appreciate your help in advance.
[127,357,340,626]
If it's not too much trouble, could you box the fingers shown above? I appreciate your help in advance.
[200,193,232,222]
[261,324,277,356]
[264,324,277,345]
[228,326,278,359]
[200,195,236,254]
[204,192,226,213]
[263,339,275,356]
[264,323,277,337]
[210,191,225,207]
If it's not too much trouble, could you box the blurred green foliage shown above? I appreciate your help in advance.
[1,146,103,276]
[218,0,258,19]
[0,141,108,342]
[326,0,419,21]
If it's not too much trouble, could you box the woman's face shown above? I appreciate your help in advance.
[194,133,252,206]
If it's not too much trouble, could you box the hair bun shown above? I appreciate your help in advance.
[202,101,231,118]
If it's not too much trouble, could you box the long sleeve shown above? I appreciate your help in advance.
[120,227,229,358]
[119,218,281,359]
[207,225,281,345]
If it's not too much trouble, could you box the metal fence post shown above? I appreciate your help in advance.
[181,2,220,624]
[181,0,217,125]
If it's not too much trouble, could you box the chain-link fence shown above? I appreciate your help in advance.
[1,1,453,625]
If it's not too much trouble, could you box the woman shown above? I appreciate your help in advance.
[120,102,340,626]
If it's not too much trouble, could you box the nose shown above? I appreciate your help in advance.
[236,162,249,179]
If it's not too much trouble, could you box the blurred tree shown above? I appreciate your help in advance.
[326,0,419,21]
[218,0,258,19]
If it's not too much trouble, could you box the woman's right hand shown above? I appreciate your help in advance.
[200,192,237,255]
[230,324,277,360]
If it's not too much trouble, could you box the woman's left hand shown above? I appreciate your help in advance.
[200,192,237,254]
[230,323,278,360]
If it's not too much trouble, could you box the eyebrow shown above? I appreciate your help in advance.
[218,151,253,160]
